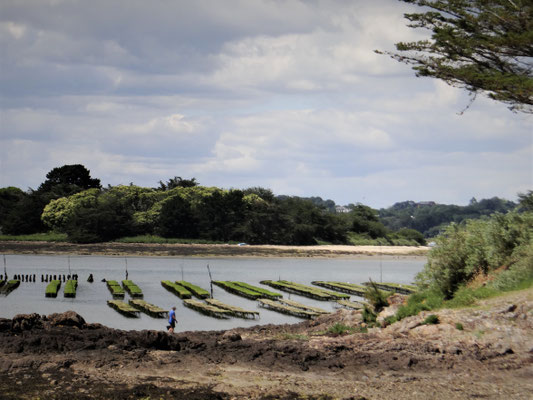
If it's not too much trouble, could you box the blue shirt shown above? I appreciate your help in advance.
[169,309,176,324]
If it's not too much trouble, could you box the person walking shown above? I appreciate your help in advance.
[167,306,177,333]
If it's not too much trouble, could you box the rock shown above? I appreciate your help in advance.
[47,311,86,328]
[0,318,12,332]
[387,294,407,306]
[11,313,43,332]
[377,305,401,324]
[222,331,242,342]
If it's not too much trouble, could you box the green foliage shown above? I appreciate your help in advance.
[364,280,390,313]
[382,0,533,113]
[0,232,68,242]
[423,314,439,325]
[417,211,532,298]
[38,164,101,195]
[395,289,445,320]
[362,304,378,325]
[445,285,500,308]
[455,322,464,331]
[327,323,357,335]
[158,176,198,190]
[379,198,516,237]
[42,189,100,230]
[517,190,533,212]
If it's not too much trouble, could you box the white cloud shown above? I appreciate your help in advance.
[1,0,531,208]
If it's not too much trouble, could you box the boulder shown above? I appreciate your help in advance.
[47,311,86,328]
[11,313,43,332]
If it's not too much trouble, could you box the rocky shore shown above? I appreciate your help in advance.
[1,288,532,399]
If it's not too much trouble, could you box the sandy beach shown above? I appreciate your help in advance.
[0,241,429,258]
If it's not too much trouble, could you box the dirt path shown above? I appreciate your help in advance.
[1,289,531,399]
[0,240,429,258]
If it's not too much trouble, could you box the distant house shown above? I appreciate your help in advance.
[335,205,351,213]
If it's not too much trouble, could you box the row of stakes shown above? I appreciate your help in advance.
[0,273,91,283]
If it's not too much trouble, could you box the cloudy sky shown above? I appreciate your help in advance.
[1,0,531,208]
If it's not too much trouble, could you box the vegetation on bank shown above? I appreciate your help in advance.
[363,201,533,326]
[2,164,523,246]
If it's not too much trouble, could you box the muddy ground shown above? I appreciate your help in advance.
[0,241,428,258]
[1,289,532,399]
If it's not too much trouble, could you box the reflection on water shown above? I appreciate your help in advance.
[0,254,425,332]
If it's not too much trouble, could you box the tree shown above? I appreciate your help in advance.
[157,194,198,238]
[350,204,388,239]
[517,190,533,211]
[158,176,198,190]
[381,0,533,113]
[38,164,101,196]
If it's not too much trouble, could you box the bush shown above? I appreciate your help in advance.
[327,323,355,335]
[455,322,464,330]
[395,289,444,320]
[364,280,390,313]
[362,304,377,324]
[417,211,532,298]
[423,314,439,325]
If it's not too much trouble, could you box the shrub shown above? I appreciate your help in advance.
[395,289,444,321]
[364,280,390,313]
[417,211,532,298]
[327,323,355,335]
[423,314,439,325]
[455,322,464,330]
[362,304,377,325]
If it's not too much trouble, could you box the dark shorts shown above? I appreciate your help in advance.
[168,320,176,330]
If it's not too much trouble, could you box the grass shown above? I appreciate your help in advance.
[0,232,68,242]
[392,276,533,323]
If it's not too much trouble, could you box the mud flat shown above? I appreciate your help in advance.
[1,289,532,399]
[0,240,429,258]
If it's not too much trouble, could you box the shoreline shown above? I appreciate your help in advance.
[0,240,429,259]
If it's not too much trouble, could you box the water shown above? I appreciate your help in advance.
[0,254,425,332]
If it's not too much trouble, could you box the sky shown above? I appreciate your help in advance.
[1,0,531,209]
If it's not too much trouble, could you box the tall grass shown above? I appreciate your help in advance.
[0,233,68,242]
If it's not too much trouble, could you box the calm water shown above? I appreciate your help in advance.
[0,254,425,332]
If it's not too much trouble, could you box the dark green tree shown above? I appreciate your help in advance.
[157,195,198,238]
[350,204,388,239]
[517,190,533,211]
[0,187,26,230]
[0,190,47,235]
[380,0,533,112]
[195,190,246,242]
[64,191,135,243]
[38,164,101,196]
[2,164,102,235]
[158,176,198,190]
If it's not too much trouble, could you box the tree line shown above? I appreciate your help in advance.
[0,164,426,245]
[0,164,524,245]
